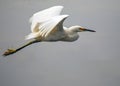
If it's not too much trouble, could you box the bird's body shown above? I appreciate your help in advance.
[26,6,95,42]
[3,6,95,56]
[32,26,80,42]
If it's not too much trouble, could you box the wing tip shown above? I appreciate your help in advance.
[61,15,69,19]
[29,5,64,23]
[52,5,64,9]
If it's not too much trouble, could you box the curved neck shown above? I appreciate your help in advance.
[69,26,80,32]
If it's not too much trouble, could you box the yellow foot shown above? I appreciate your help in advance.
[3,48,16,56]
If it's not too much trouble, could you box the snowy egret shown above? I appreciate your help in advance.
[3,6,95,56]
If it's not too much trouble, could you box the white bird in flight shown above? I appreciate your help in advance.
[3,6,95,56]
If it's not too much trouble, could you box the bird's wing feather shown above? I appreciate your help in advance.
[38,15,69,38]
[30,6,64,33]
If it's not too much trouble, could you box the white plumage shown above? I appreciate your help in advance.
[25,6,95,42]
[3,6,95,56]
[26,6,68,40]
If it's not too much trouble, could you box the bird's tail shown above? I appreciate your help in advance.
[25,33,37,40]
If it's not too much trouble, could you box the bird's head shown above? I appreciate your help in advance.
[70,25,96,32]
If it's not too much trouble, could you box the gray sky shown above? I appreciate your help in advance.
[0,0,120,86]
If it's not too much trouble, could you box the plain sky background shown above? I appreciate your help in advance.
[0,0,120,86]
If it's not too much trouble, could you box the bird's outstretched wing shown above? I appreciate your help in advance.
[38,15,69,38]
[26,15,69,40]
[30,6,64,33]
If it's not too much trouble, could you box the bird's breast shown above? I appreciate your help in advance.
[43,32,66,41]
[61,33,79,42]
